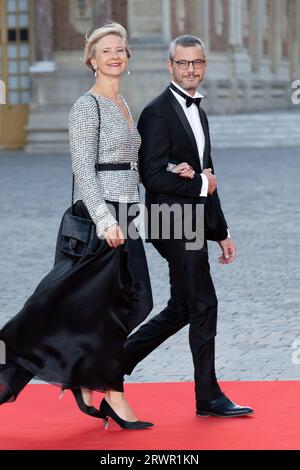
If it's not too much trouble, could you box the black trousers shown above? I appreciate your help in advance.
[123,238,223,404]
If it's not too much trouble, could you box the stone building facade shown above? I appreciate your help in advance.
[0,0,299,151]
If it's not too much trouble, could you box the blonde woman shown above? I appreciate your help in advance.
[0,23,153,431]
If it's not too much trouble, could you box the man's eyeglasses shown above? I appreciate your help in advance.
[171,59,206,70]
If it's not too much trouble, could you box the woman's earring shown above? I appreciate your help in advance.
[127,69,131,76]
[93,66,98,78]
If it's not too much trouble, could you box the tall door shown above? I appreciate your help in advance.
[0,0,32,149]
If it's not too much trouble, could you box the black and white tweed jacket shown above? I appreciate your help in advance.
[68,92,141,237]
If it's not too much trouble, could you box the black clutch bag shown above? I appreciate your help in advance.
[59,200,96,258]
[54,95,101,265]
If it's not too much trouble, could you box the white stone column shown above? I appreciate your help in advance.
[225,0,251,112]
[190,0,210,51]
[228,0,251,78]
[31,0,56,72]
[270,0,283,73]
[249,0,265,72]
[162,0,171,43]
[92,0,112,28]
[229,0,243,49]
[289,0,300,79]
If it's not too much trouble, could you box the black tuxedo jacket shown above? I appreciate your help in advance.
[137,87,228,242]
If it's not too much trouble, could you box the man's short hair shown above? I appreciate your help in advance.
[169,35,206,60]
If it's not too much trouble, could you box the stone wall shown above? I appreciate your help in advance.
[25,0,300,152]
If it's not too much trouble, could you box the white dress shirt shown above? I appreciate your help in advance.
[169,81,208,197]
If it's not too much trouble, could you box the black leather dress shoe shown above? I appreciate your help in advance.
[196,395,253,418]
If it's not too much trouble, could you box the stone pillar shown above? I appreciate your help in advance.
[229,0,243,49]
[31,0,55,72]
[26,0,59,152]
[228,0,251,77]
[289,0,300,79]
[175,0,185,34]
[249,0,265,72]
[226,0,251,112]
[92,0,112,27]
[190,0,210,51]
[269,0,283,73]
[162,0,171,43]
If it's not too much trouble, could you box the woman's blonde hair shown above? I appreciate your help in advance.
[84,22,131,72]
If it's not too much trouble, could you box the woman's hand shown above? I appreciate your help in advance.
[171,162,195,179]
[103,223,125,248]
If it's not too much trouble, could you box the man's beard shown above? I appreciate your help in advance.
[182,75,200,89]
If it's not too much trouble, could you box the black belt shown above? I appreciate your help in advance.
[95,162,138,171]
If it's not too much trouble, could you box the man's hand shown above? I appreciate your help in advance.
[218,238,236,264]
[171,162,195,179]
[202,168,217,195]
[103,223,125,248]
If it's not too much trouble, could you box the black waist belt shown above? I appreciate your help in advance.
[95,162,138,171]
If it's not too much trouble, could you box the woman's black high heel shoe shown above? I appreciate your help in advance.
[99,398,154,430]
[0,361,33,404]
[59,388,104,419]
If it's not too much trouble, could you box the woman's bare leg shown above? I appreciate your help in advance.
[81,388,93,406]
[104,390,138,421]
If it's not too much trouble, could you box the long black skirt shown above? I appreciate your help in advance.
[0,201,153,400]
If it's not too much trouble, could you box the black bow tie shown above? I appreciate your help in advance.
[169,83,202,108]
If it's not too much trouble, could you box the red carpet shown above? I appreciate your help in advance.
[0,381,299,450]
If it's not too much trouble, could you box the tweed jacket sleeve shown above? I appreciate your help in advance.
[68,96,117,237]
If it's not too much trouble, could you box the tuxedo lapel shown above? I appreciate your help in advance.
[198,107,209,170]
[168,90,201,169]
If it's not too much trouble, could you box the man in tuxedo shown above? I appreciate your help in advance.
[123,35,253,417]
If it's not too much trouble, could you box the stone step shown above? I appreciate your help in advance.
[25,110,300,153]
[208,111,300,148]
[25,109,69,153]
